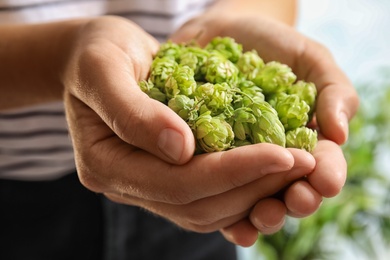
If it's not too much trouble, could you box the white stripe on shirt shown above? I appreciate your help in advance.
[0,102,76,180]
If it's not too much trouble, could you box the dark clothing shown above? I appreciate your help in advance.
[103,198,237,260]
[0,173,237,260]
[0,173,103,260]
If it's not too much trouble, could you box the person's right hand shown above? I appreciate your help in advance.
[61,16,316,243]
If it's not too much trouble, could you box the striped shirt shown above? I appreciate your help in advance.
[0,0,215,181]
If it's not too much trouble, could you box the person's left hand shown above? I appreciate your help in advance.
[170,12,358,246]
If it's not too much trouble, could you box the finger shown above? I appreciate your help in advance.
[220,219,259,247]
[284,180,322,218]
[169,19,204,44]
[315,82,359,144]
[105,143,295,203]
[118,145,310,206]
[306,139,347,198]
[104,149,314,232]
[285,148,316,182]
[299,39,359,145]
[169,18,223,46]
[249,198,287,235]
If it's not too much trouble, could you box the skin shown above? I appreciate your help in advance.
[0,0,359,248]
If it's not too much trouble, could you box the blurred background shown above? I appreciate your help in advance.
[238,0,390,259]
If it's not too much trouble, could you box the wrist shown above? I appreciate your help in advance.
[0,19,90,110]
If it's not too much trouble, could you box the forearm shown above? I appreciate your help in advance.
[0,20,86,110]
[209,0,297,26]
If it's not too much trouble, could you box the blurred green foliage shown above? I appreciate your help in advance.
[256,70,390,260]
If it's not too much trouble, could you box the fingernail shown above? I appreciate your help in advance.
[284,167,311,182]
[158,128,184,162]
[261,163,292,175]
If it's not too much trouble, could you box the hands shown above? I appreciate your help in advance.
[61,13,358,248]
[170,13,359,245]
[0,0,358,250]
[62,16,316,244]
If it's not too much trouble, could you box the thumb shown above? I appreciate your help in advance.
[109,79,196,165]
[169,21,202,44]
[69,50,196,165]
[169,18,222,46]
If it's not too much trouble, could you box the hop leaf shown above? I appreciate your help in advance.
[165,65,197,99]
[250,61,297,95]
[268,92,310,131]
[193,112,234,153]
[205,36,243,63]
[286,127,318,152]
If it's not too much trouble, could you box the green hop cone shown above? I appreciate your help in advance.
[249,102,286,146]
[236,50,265,78]
[140,36,317,153]
[250,61,297,95]
[139,80,167,103]
[179,46,209,81]
[286,127,318,152]
[139,79,153,93]
[205,36,243,63]
[195,82,234,116]
[165,65,197,99]
[155,40,183,62]
[288,80,317,117]
[268,92,310,131]
[150,57,178,90]
[234,80,265,108]
[231,107,256,141]
[193,112,234,153]
[203,51,239,85]
[168,95,197,121]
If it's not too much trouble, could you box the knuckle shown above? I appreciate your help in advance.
[111,104,145,145]
[76,163,104,193]
[184,219,219,233]
[184,209,220,230]
[75,147,109,193]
